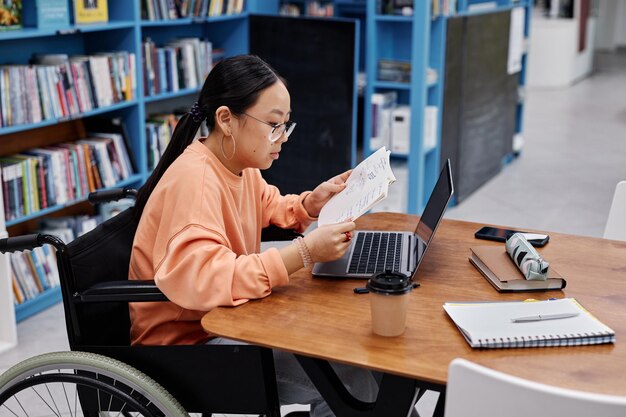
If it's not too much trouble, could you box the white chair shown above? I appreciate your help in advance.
[604,181,626,241]
[444,358,626,417]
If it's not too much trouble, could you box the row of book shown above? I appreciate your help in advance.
[0,132,134,221]
[146,113,177,171]
[1,0,110,31]
[376,0,413,15]
[378,59,411,84]
[10,245,60,305]
[142,38,217,97]
[145,112,208,170]
[432,0,458,16]
[279,2,335,17]
[38,215,104,245]
[376,0,463,16]
[377,60,438,85]
[0,52,136,128]
[10,213,107,305]
[142,0,245,21]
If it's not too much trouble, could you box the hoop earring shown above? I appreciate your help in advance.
[221,134,236,160]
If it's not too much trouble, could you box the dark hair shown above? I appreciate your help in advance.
[134,54,282,218]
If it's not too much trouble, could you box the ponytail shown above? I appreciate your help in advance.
[133,54,282,220]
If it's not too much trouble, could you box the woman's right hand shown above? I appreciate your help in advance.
[303,221,356,263]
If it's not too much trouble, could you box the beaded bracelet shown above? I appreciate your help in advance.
[293,236,313,269]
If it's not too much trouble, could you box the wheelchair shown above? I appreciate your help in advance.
[0,187,308,417]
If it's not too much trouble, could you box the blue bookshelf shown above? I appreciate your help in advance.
[362,1,433,214]
[14,286,62,323]
[143,88,201,103]
[275,0,531,214]
[0,0,259,326]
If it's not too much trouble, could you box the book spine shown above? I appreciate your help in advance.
[35,156,48,209]
[42,153,56,206]
[1,166,10,220]
[29,157,39,212]
[1,165,12,220]
[80,144,96,192]
[18,160,31,215]
[45,66,62,118]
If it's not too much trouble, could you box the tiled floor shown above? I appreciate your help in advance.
[1,50,625,417]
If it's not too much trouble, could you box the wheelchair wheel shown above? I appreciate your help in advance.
[0,351,187,417]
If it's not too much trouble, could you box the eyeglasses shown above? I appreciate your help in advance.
[243,113,297,143]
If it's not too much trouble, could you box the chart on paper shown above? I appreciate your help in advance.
[318,147,396,226]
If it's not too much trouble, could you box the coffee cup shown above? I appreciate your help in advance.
[366,270,413,337]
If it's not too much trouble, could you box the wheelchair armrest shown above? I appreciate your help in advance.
[76,280,168,303]
[261,224,303,242]
[88,187,137,204]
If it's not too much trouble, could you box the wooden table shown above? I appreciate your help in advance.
[202,213,626,415]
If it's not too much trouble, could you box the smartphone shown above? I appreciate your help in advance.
[474,226,549,247]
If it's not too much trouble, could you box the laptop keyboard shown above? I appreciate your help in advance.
[348,232,403,274]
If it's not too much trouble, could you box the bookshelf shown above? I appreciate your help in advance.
[0,0,259,344]
[277,0,531,213]
[365,0,532,212]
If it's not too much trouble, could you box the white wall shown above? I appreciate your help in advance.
[527,16,596,87]
[617,1,626,46]
[527,0,597,87]
[594,0,626,50]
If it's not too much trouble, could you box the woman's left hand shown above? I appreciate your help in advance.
[303,169,352,218]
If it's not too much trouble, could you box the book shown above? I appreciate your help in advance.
[73,0,108,24]
[0,0,22,31]
[378,59,411,83]
[37,0,70,29]
[11,270,24,305]
[318,146,396,226]
[470,245,566,292]
[370,91,396,150]
[443,298,616,349]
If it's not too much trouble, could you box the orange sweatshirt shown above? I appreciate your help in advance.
[129,140,315,345]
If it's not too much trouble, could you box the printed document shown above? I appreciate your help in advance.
[318,147,396,226]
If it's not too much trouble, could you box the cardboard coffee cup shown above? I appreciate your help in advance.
[366,271,413,337]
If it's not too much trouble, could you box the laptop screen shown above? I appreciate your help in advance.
[412,159,454,273]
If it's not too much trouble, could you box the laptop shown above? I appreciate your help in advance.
[312,159,454,279]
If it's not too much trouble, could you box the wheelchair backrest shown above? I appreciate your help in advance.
[64,207,138,347]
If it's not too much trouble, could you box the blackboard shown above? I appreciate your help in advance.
[249,15,357,195]
[441,11,519,203]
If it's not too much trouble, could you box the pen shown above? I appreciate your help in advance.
[511,312,579,323]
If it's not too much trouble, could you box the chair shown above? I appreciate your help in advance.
[604,181,626,241]
[0,187,305,417]
[444,358,626,417]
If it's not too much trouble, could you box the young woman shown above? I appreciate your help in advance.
[129,54,377,416]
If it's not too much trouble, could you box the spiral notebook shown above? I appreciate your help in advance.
[443,298,615,349]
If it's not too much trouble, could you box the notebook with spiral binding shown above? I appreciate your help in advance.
[443,298,615,349]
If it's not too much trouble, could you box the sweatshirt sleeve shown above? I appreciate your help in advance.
[153,225,289,311]
[260,179,317,233]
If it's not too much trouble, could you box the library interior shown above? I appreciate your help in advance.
[0,0,625,416]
